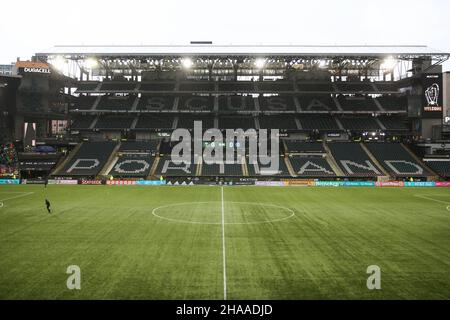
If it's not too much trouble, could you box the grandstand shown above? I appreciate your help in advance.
[1,44,450,302]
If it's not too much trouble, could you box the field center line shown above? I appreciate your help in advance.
[221,186,227,300]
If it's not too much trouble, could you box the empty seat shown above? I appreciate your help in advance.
[289,156,336,177]
[366,143,431,177]
[259,115,298,130]
[299,116,339,131]
[60,142,117,176]
[328,143,382,177]
[109,154,155,178]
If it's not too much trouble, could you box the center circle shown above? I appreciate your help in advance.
[152,201,295,225]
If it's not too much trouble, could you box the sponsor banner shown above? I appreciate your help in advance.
[0,179,20,185]
[135,180,167,186]
[48,179,78,185]
[48,179,78,184]
[375,181,405,187]
[81,180,103,185]
[255,181,286,187]
[16,61,51,74]
[436,182,450,187]
[232,181,256,186]
[283,179,315,187]
[422,73,443,118]
[404,181,436,187]
[343,181,375,187]
[315,181,343,187]
[21,179,46,185]
[107,180,136,185]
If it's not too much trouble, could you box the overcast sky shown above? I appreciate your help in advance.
[1,0,449,70]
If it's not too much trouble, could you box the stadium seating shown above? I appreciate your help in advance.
[373,82,399,92]
[218,95,256,112]
[100,82,136,91]
[218,116,255,130]
[177,115,215,130]
[365,143,431,177]
[328,143,382,176]
[218,82,255,92]
[71,116,95,130]
[95,115,135,129]
[138,95,174,111]
[258,81,293,92]
[156,155,197,176]
[96,95,136,111]
[71,95,97,111]
[289,156,336,177]
[201,161,243,176]
[259,95,296,112]
[339,117,381,131]
[379,117,409,131]
[179,82,215,92]
[59,141,117,176]
[75,82,99,92]
[298,116,340,131]
[135,115,175,129]
[335,81,375,93]
[284,141,324,153]
[0,143,18,176]
[139,82,176,91]
[247,156,290,176]
[297,95,338,111]
[259,115,298,130]
[376,96,407,111]
[109,154,155,178]
[178,95,214,111]
[119,141,159,153]
[297,82,334,92]
[337,96,379,111]
[423,160,450,178]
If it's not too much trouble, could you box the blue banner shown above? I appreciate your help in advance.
[404,182,436,187]
[0,179,20,185]
[135,180,167,186]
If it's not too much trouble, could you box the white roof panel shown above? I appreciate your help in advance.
[37,44,448,57]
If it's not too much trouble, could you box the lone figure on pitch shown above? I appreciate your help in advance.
[45,199,52,214]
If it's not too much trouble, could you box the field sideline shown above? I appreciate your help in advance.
[0,185,449,299]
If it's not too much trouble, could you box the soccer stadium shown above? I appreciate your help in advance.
[1,43,450,303]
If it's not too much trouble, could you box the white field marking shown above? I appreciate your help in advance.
[0,192,34,202]
[221,186,227,300]
[414,194,450,205]
[151,201,295,225]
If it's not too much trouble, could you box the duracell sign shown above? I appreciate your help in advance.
[16,61,51,74]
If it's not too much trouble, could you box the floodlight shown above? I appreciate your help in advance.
[182,58,193,69]
[255,58,266,69]
[51,56,66,71]
[85,58,98,68]
[382,56,397,70]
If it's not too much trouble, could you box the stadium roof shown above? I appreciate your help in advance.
[37,44,449,58]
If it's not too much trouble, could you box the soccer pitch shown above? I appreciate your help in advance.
[0,185,449,300]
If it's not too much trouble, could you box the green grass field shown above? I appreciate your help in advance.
[0,185,449,300]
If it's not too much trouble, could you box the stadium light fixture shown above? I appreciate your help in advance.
[50,56,67,72]
[255,58,266,69]
[85,58,98,69]
[382,56,397,70]
[182,58,193,69]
